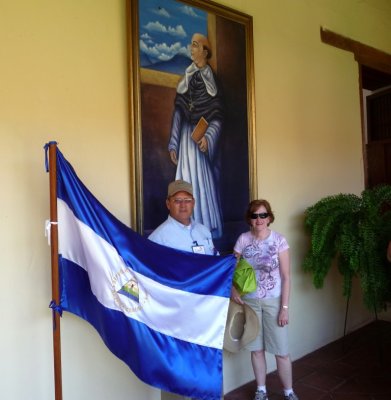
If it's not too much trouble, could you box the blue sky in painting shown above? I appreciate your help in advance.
[139,0,207,73]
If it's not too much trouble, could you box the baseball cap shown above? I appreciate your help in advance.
[167,180,193,197]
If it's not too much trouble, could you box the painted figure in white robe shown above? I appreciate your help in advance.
[168,33,224,239]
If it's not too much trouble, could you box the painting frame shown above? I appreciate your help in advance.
[126,0,257,253]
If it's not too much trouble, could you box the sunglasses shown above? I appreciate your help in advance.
[250,212,269,219]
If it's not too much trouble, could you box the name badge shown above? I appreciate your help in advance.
[192,245,206,254]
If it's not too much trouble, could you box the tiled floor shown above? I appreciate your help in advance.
[224,320,391,400]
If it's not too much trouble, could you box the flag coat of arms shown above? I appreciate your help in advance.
[47,144,236,400]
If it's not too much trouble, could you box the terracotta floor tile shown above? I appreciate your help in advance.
[224,320,391,400]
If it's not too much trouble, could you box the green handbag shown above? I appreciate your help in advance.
[233,257,257,295]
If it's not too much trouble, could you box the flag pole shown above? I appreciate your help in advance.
[48,141,63,400]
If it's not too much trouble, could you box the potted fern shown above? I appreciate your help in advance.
[303,185,391,313]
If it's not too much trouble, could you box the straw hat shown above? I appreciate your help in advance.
[223,300,259,353]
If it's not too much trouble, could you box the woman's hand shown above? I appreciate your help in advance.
[278,308,289,327]
[231,285,244,305]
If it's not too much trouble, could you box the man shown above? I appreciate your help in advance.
[168,33,224,239]
[149,179,219,400]
[149,179,217,256]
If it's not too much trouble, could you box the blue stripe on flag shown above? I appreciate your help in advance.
[53,146,236,399]
[60,257,223,399]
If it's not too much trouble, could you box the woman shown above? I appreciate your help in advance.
[231,199,299,400]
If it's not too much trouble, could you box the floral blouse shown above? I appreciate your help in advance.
[234,230,289,299]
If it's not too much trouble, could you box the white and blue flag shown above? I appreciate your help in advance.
[47,144,236,400]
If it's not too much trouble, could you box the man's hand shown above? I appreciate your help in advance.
[169,150,178,165]
[198,137,208,153]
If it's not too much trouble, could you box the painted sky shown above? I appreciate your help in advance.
[139,0,207,66]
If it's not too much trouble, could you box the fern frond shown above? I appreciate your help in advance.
[302,185,391,311]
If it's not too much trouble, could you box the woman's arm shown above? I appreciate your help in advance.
[231,251,244,304]
[278,249,290,326]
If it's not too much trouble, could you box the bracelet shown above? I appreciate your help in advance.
[282,305,289,309]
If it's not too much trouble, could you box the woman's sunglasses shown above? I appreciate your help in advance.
[250,212,269,219]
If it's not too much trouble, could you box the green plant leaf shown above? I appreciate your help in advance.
[302,185,391,311]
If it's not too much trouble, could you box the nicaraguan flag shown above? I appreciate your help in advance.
[49,145,236,400]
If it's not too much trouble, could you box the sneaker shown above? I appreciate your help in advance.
[254,390,268,400]
[284,393,299,400]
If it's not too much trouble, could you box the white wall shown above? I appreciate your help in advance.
[1,0,390,399]
[0,1,158,399]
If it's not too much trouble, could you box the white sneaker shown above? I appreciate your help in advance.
[254,390,268,400]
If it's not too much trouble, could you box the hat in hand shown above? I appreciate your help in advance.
[223,300,259,353]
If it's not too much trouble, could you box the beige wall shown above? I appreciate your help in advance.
[1,0,390,399]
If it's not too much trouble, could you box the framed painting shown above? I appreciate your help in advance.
[126,0,257,253]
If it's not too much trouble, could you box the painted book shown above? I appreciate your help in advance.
[191,117,209,142]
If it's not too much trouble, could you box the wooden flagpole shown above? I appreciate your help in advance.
[48,142,63,400]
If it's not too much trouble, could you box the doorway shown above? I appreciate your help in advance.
[320,28,391,188]
[362,66,391,187]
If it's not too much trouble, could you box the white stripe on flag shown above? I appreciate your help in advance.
[58,199,229,349]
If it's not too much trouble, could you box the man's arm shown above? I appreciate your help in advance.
[168,108,181,164]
